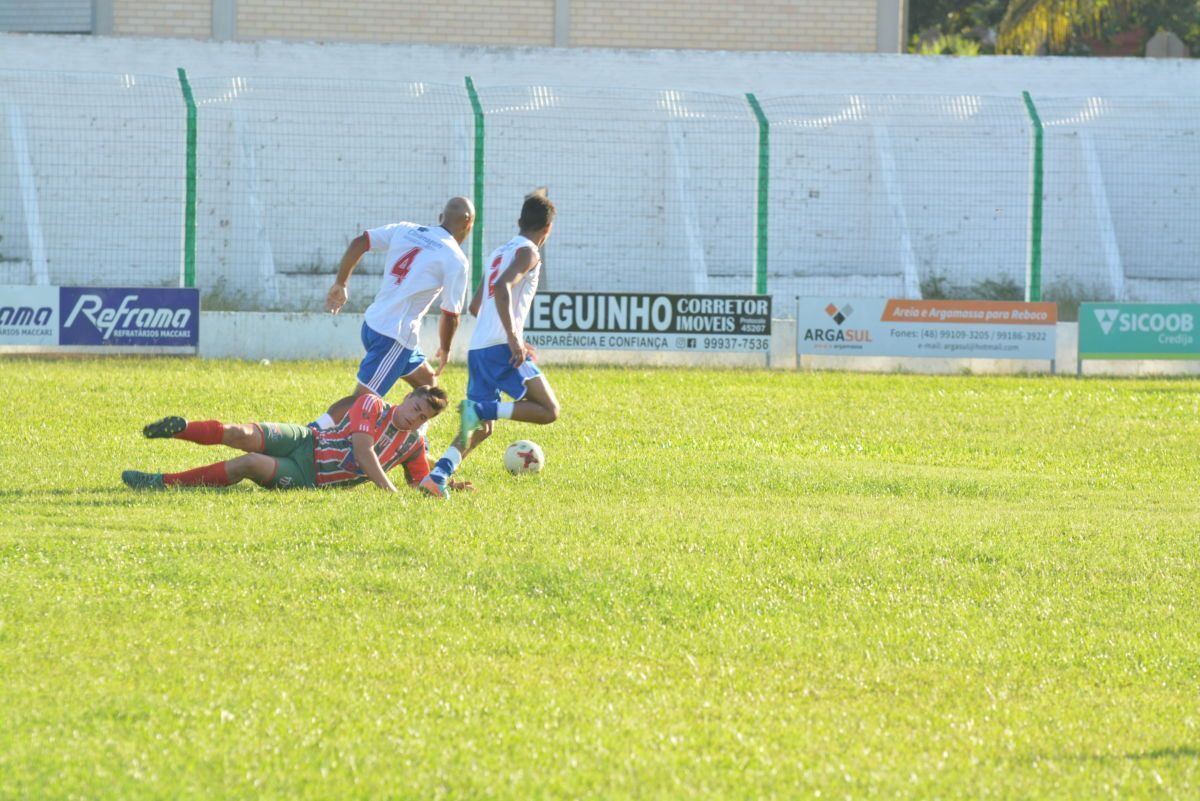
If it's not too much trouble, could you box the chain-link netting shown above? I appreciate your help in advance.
[761,94,1034,307]
[0,70,183,288]
[1040,96,1200,307]
[476,86,759,295]
[190,77,473,311]
[2,70,1198,315]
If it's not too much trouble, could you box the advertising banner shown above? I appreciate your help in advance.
[60,287,199,347]
[1079,303,1200,360]
[0,285,59,346]
[797,298,1057,360]
[524,292,771,353]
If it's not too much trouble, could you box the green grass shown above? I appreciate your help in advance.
[1,358,1198,799]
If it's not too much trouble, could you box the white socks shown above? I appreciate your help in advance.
[432,445,464,481]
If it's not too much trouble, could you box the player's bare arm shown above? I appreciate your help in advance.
[493,246,538,366]
[467,281,485,318]
[434,311,459,376]
[325,232,371,314]
[350,431,398,492]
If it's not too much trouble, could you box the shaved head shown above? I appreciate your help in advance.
[440,196,475,242]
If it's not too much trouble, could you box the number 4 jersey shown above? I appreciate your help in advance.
[362,222,470,349]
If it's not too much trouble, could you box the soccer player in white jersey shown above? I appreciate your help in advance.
[315,196,474,429]
[420,193,560,498]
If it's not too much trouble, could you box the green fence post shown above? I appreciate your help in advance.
[176,67,197,290]
[1022,90,1044,303]
[746,93,769,296]
[465,77,485,293]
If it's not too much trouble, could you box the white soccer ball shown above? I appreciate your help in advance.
[504,440,545,475]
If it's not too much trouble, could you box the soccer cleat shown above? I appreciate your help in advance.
[458,399,481,442]
[143,416,187,439]
[122,470,166,490]
[417,475,450,500]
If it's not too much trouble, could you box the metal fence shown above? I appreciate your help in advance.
[1,69,1197,316]
[762,94,1035,304]
[189,76,473,310]
[0,70,183,289]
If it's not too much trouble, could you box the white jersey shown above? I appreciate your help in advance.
[361,222,469,349]
[470,235,541,350]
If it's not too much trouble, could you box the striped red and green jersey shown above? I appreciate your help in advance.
[312,393,430,488]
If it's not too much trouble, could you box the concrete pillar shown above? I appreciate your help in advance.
[212,0,236,41]
[554,0,569,47]
[93,0,113,35]
[876,0,906,53]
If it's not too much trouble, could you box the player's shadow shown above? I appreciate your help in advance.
[0,488,105,498]
[1055,745,1199,762]
[0,487,211,506]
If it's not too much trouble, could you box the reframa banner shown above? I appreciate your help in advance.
[524,292,772,353]
[0,285,59,346]
[797,298,1057,361]
[60,287,199,347]
[1079,303,1200,360]
[0,286,199,349]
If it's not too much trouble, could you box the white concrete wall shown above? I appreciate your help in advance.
[1,34,1198,309]
[3,34,1198,97]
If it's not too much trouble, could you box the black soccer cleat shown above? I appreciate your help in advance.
[143,416,187,439]
[122,470,166,490]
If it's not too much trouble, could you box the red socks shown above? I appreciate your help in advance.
[175,420,224,446]
[163,461,232,487]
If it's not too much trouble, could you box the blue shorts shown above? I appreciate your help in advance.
[467,343,543,402]
[356,322,426,396]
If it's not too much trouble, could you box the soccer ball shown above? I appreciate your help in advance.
[504,440,544,475]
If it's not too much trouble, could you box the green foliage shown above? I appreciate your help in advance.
[971,276,1025,299]
[920,272,1024,300]
[1110,0,1200,53]
[997,0,1200,54]
[911,0,1198,56]
[199,280,256,312]
[920,272,953,298]
[917,33,984,55]
[998,0,1126,53]
[2,359,1200,798]
[908,0,1008,53]
[1042,278,1111,321]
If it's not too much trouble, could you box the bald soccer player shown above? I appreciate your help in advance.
[316,197,475,429]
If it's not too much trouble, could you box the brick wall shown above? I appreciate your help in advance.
[237,0,555,46]
[570,0,877,52]
[113,0,211,38]
[103,0,879,52]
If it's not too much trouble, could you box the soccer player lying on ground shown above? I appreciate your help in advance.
[419,192,560,499]
[121,386,473,493]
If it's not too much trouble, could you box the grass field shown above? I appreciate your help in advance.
[1,358,1198,799]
